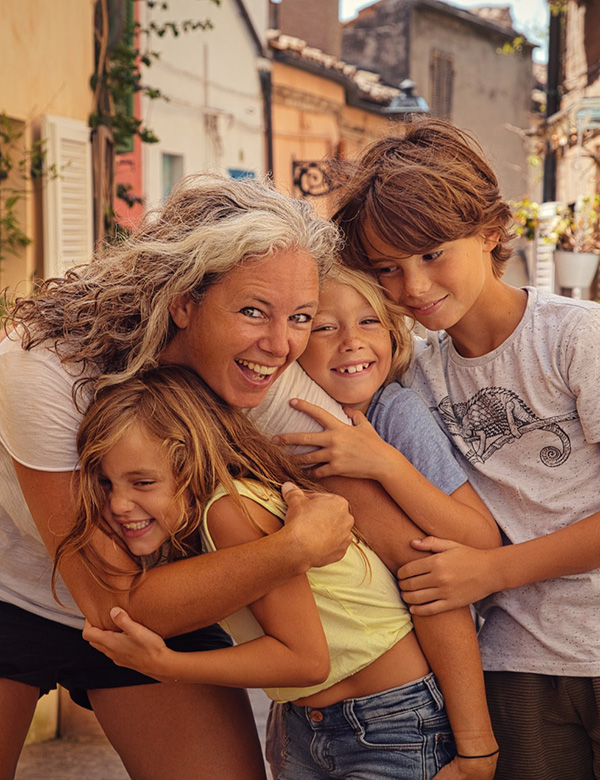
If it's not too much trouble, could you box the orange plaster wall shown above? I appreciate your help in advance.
[271,62,345,197]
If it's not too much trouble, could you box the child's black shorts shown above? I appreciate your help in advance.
[0,599,232,710]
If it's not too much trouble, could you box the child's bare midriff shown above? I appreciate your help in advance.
[293,628,430,708]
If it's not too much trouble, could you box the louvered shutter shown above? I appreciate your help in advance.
[42,115,94,278]
[533,201,559,293]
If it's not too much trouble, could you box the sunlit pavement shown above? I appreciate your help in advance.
[16,689,272,779]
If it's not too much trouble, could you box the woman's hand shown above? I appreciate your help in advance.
[281,481,354,567]
[433,753,498,780]
[398,537,499,615]
[83,607,173,681]
[276,399,394,480]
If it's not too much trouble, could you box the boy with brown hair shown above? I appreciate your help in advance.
[332,118,600,780]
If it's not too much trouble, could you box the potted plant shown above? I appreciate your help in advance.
[512,195,600,292]
[550,194,600,290]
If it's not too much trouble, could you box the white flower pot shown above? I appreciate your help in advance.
[553,250,600,289]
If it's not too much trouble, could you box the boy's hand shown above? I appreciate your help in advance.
[275,398,392,480]
[83,607,172,680]
[281,481,354,568]
[398,537,497,615]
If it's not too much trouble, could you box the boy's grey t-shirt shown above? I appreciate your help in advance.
[403,286,600,676]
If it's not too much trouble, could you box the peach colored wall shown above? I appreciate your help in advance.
[271,61,398,214]
[0,0,94,121]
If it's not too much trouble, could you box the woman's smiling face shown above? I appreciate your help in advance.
[298,279,393,413]
[162,250,320,408]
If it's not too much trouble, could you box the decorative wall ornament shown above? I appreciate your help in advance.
[292,160,335,197]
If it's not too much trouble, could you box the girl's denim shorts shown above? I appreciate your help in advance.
[266,672,455,779]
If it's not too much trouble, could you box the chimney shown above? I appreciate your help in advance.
[272,0,341,58]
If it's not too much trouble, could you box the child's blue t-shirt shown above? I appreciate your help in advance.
[367,381,466,496]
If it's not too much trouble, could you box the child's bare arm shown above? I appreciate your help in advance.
[84,487,331,688]
[277,399,500,549]
[16,461,353,634]
[399,509,600,615]
[318,476,498,771]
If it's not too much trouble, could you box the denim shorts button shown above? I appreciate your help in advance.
[309,710,324,722]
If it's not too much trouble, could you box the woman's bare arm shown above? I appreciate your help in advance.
[84,493,331,689]
[15,463,354,634]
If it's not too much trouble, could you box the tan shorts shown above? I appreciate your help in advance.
[484,671,600,780]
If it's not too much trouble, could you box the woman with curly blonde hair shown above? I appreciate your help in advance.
[0,174,354,780]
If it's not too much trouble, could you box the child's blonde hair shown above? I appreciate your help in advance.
[53,365,321,593]
[332,118,513,279]
[324,265,414,382]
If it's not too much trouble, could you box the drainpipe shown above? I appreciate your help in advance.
[543,7,563,202]
[258,58,274,179]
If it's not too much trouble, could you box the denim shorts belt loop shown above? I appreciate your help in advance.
[291,672,446,730]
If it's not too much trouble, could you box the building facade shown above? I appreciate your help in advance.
[133,0,269,218]
[549,0,600,204]
[268,31,418,211]
[342,0,535,200]
[531,0,600,298]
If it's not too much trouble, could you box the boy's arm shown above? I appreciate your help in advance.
[278,400,500,549]
[398,510,600,615]
[84,489,331,689]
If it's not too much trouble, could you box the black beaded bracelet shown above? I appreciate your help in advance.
[456,748,499,760]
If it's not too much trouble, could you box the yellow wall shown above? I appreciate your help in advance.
[272,62,344,200]
[0,0,95,293]
[0,0,94,121]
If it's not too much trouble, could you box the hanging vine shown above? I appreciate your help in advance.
[90,0,220,240]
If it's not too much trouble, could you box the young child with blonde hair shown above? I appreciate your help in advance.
[289,265,500,551]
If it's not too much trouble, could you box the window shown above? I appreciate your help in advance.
[430,50,454,120]
[162,153,184,198]
[227,168,256,180]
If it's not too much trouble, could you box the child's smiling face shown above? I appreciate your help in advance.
[99,423,181,558]
[361,220,499,342]
[298,280,393,413]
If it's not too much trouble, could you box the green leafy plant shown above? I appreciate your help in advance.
[552,195,600,253]
[91,0,220,239]
[511,197,540,241]
[511,195,600,253]
[548,1,567,15]
[498,36,527,56]
[0,113,58,267]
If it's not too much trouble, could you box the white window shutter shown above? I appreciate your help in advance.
[42,115,94,278]
[534,201,560,293]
